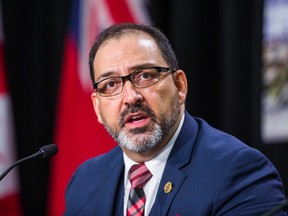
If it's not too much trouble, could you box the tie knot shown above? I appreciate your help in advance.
[129,163,152,189]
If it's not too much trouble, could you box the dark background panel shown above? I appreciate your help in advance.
[2,0,71,215]
[1,0,287,215]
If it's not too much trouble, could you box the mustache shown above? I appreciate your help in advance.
[119,104,157,128]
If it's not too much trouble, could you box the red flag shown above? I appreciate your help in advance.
[48,0,150,215]
[0,2,22,215]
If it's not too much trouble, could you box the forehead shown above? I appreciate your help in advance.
[101,31,157,51]
[93,33,167,76]
[96,33,160,60]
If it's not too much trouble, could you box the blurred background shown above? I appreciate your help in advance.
[0,0,287,215]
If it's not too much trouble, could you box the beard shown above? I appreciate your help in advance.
[101,95,181,153]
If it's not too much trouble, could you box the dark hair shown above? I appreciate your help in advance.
[89,23,179,83]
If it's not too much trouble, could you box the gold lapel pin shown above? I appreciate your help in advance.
[164,181,173,193]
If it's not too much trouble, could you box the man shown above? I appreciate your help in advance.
[64,23,287,215]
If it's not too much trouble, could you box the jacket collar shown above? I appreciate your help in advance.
[85,147,124,216]
[149,112,199,215]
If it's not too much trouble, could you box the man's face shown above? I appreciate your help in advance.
[91,33,187,160]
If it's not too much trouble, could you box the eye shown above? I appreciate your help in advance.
[141,72,153,80]
[106,80,116,88]
[98,78,121,94]
[135,69,158,81]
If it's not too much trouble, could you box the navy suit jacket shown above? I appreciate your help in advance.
[64,112,286,215]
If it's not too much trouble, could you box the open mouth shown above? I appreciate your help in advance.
[125,112,150,128]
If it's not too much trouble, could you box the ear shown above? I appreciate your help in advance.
[173,70,188,105]
[91,92,103,124]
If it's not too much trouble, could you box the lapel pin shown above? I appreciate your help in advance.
[164,181,173,193]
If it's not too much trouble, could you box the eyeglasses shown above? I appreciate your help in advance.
[93,66,176,97]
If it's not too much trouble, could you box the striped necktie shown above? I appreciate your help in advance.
[127,163,152,216]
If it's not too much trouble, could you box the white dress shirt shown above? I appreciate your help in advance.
[123,114,185,216]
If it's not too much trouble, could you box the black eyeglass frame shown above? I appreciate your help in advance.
[93,66,177,97]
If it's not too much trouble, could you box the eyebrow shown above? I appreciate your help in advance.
[95,63,160,82]
[95,71,116,82]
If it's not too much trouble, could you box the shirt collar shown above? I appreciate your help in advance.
[124,113,185,183]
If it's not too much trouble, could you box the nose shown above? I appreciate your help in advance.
[122,81,143,105]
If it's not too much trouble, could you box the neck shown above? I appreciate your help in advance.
[122,141,168,163]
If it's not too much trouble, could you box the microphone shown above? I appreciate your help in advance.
[0,144,58,181]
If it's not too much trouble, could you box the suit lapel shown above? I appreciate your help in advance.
[149,112,199,215]
[88,149,125,215]
[150,163,187,215]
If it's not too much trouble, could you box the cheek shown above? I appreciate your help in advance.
[143,86,177,113]
[98,100,122,124]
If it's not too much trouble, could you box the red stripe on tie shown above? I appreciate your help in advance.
[127,163,152,216]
